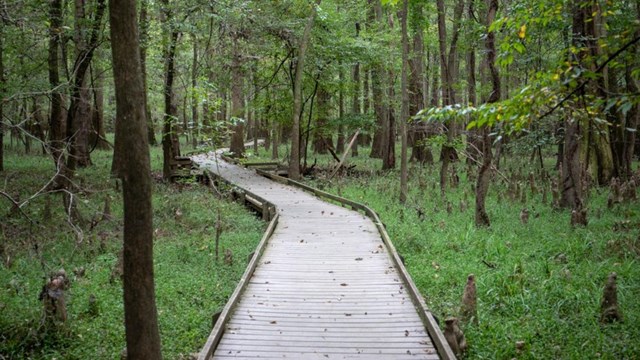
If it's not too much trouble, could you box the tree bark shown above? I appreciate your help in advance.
[191,34,199,149]
[337,67,345,154]
[382,12,396,171]
[229,35,245,157]
[91,64,110,150]
[289,0,321,180]
[560,0,589,214]
[109,0,163,358]
[475,0,500,228]
[139,0,156,146]
[409,1,430,164]
[369,0,385,159]
[161,1,181,180]
[399,0,409,203]
[352,22,361,157]
[66,0,106,170]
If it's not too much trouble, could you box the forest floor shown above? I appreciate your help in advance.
[0,144,265,359]
[1,140,638,359]
[250,143,640,359]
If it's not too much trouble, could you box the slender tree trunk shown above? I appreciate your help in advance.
[369,0,385,159]
[66,0,106,170]
[313,86,330,154]
[109,0,163,357]
[91,64,110,150]
[289,0,321,180]
[466,0,479,165]
[140,0,156,146]
[48,0,71,189]
[409,1,430,163]
[560,0,589,217]
[161,14,181,180]
[351,23,361,156]
[191,34,199,149]
[337,67,345,153]
[399,0,409,203]
[229,35,245,157]
[382,12,396,171]
[475,0,499,228]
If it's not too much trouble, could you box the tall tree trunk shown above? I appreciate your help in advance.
[560,0,589,216]
[161,8,181,180]
[336,67,345,153]
[229,35,245,157]
[399,0,409,203]
[140,0,156,146]
[382,12,396,170]
[466,0,479,165]
[191,34,199,149]
[289,0,321,180]
[109,0,163,357]
[369,0,385,159]
[91,64,109,150]
[475,0,499,228]
[313,86,330,154]
[409,1,430,164]
[351,22,361,157]
[48,0,71,191]
[436,0,450,195]
[66,0,106,170]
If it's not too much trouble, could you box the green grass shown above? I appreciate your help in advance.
[0,144,265,359]
[251,143,640,359]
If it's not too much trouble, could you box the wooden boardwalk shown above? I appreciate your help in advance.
[193,153,453,359]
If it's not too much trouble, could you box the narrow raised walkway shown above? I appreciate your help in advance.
[193,153,453,360]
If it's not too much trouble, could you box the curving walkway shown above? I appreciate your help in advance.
[193,153,451,360]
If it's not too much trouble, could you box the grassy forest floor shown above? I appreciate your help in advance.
[250,143,640,359]
[0,144,265,359]
[1,139,639,359]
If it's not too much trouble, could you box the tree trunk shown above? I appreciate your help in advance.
[337,67,345,153]
[191,34,199,149]
[382,12,396,171]
[66,0,106,170]
[140,0,156,146]
[475,0,500,228]
[399,0,409,203]
[352,23,361,157]
[48,0,71,188]
[409,1,430,164]
[289,0,321,180]
[161,20,181,180]
[560,0,589,216]
[91,64,110,150]
[229,35,245,157]
[313,86,330,154]
[109,0,163,357]
[369,0,385,159]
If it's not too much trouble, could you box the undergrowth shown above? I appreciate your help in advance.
[252,143,640,359]
[0,145,264,359]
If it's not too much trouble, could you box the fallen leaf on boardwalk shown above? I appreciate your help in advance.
[345,313,352,316]
[405,330,410,336]
[340,283,348,286]
[355,257,363,261]
[270,321,277,324]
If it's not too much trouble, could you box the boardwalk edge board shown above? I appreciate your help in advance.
[196,151,456,360]
[198,169,280,360]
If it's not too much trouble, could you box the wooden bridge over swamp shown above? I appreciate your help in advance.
[192,152,455,360]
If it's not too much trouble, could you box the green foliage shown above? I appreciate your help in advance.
[0,145,264,359]
[287,145,640,359]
